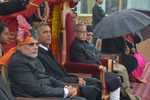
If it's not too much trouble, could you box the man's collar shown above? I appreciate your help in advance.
[39,44,48,51]
[97,3,101,7]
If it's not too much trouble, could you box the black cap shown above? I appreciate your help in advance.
[86,25,93,32]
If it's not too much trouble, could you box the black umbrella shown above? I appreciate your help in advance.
[93,9,150,39]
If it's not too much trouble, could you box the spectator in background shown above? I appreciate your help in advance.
[0,0,30,15]
[123,33,147,83]
[71,8,78,25]
[0,22,14,100]
[0,22,10,57]
[92,0,105,45]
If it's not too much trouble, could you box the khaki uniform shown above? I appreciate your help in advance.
[113,63,140,100]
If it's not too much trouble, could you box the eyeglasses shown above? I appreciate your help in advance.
[77,31,87,34]
[87,34,93,36]
[26,42,39,47]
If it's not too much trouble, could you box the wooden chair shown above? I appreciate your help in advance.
[62,13,113,100]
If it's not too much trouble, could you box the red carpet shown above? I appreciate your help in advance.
[131,62,150,100]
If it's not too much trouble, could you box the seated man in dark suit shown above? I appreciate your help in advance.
[0,22,14,100]
[70,23,122,100]
[35,23,102,100]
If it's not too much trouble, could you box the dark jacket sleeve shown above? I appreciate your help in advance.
[0,0,26,15]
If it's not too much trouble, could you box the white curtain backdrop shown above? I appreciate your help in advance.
[127,0,150,10]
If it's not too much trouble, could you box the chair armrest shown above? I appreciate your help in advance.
[68,73,92,78]
[99,58,113,72]
[63,62,108,96]
[63,61,102,77]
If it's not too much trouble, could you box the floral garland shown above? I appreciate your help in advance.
[51,4,62,60]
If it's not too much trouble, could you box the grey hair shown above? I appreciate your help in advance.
[74,23,85,32]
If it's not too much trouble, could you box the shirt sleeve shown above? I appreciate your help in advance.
[63,87,69,98]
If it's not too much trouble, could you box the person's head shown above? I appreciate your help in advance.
[74,23,87,41]
[18,38,38,58]
[96,0,103,5]
[35,23,51,47]
[0,22,10,44]
[86,25,93,43]
[16,30,38,58]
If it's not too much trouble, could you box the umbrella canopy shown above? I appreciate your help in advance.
[133,9,150,41]
[93,9,150,39]
[132,8,150,17]
[137,25,150,41]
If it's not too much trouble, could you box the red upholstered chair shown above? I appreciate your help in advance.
[63,13,112,99]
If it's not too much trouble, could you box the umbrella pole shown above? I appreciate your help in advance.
[119,0,122,11]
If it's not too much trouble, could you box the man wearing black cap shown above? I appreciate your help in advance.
[86,25,103,58]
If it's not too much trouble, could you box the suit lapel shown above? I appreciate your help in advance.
[38,47,67,77]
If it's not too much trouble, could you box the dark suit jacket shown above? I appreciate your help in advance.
[0,75,14,100]
[0,0,26,15]
[70,38,102,65]
[92,4,105,28]
[37,47,79,83]
[8,51,65,97]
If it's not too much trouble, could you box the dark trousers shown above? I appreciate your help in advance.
[80,78,103,100]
